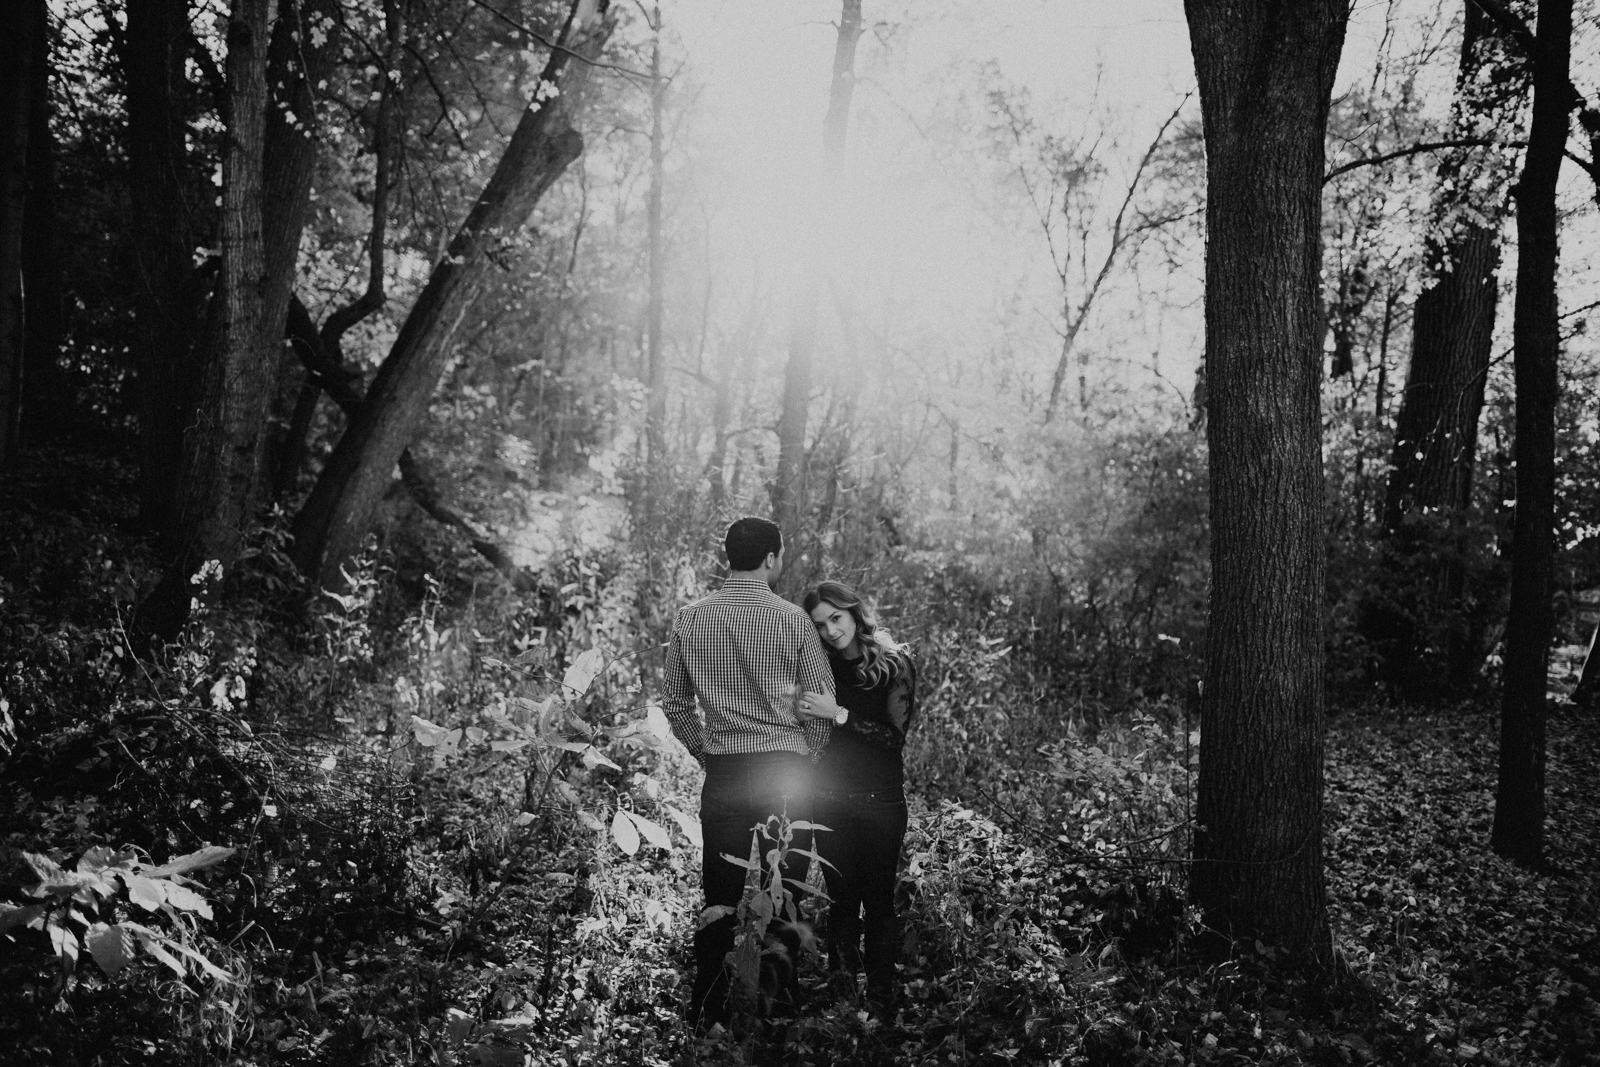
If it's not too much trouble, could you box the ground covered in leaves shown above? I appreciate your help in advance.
[302,701,1600,1067]
[2,461,1597,1066]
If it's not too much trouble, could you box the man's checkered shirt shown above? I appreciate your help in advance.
[661,577,835,762]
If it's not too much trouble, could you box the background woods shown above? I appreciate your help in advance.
[2,1,1599,1065]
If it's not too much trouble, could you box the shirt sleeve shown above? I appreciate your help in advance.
[660,618,707,765]
[885,655,917,734]
[796,618,835,757]
[844,654,917,752]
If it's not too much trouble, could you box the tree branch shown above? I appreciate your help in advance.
[1323,137,1517,184]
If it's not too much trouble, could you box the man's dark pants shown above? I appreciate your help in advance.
[815,786,908,1011]
[691,751,814,1027]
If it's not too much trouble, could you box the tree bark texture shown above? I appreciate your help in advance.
[123,0,208,529]
[284,295,528,584]
[22,3,64,429]
[1492,0,1571,866]
[0,0,42,470]
[138,0,273,640]
[1185,0,1346,964]
[1370,3,1513,698]
[291,6,614,589]
[771,0,861,543]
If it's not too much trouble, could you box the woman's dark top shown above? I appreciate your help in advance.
[815,651,917,794]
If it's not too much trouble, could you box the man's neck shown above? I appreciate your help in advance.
[727,569,772,587]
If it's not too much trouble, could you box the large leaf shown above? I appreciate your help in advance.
[578,746,621,772]
[121,872,166,912]
[145,846,235,879]
[562,648,605,698]
[411,716,451,747]
[627,812,672,851]
[664,805,702,848]
[611,809,640,856]
[644,705,672,739]
[85,922,135,977]
[0,902,46,933]
[160,882,213,919]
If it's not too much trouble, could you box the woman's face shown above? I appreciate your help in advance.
[809,600,860,656]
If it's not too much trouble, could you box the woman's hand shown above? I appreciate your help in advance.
[796,691,848,725]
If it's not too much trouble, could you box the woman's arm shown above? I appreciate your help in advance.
[885,655,916,734]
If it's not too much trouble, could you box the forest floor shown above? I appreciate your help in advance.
[1,455,1598,1065]
[327,701,1600,1067]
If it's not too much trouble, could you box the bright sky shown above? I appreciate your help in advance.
[623,0,1562,422]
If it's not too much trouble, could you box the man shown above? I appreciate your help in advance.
[660,516,835,1030]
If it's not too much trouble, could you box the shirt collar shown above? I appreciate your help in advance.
[722,576,773,592]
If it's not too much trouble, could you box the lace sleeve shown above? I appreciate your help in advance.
[886,655,916,734]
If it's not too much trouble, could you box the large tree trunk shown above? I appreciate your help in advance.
[1492,0,1572,867]
[0,0,42,471]
[1370,2,1517,698]
[134,0,273,641]
[771,0,862,545]
[136,0,339,639]
[290,6,614,589]
[1184,0,1346,965]
[22,1,64,431]
[123,0,207,530]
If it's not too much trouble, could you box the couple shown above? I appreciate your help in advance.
[660,516,917,1032]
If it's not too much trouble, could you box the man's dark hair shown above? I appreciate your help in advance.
[725,517,782,572]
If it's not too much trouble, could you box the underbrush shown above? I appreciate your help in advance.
[4,466,1597,1066]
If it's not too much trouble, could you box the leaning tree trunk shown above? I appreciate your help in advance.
[771,0,862,549]
[1372,1,1519,698]
[1492,0,1572,867]
[0,0,42,470]
[291,5,614,590]
[1184,0,1347,966]
[123,0,207,530]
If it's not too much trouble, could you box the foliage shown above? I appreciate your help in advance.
[0,844,235,986]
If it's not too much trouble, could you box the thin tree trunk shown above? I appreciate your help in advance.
[1370,2,1515,697]
[1184,0,1346,966]
[644,8,667,518]
[1492,0,1572,867]
[771,0,862,542]
[291,5,613,589]
[123,0,206,530]
[0,0,41,471]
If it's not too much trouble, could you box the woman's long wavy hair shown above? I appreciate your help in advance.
[802,581,910,689]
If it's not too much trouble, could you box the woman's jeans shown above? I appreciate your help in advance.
[691,752,813,1026]
[814,786,908,1006]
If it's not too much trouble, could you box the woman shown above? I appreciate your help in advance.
[797,581,916,1022]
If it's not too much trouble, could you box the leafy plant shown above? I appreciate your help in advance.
[0,844,235,989]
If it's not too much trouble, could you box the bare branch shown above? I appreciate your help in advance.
[1323,137,1517,184]
[1044,96,1190,422]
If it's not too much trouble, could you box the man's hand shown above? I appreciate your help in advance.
[796,691,847,725]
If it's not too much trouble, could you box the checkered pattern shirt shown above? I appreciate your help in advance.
[661,578,835,763]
